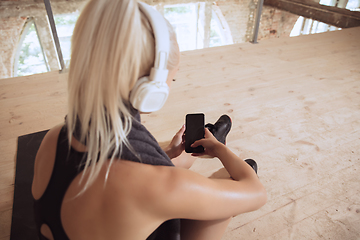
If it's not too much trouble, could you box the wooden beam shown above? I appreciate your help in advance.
[264,0,360,28]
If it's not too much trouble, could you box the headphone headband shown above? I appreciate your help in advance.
[130,2,171,112]
[138,2,170,83]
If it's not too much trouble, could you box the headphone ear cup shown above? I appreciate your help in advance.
[130,77,169,112]
[130,77,149,108]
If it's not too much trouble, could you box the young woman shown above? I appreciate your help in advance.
[31,0,267,239]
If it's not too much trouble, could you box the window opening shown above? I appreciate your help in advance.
[14,19,48,77]
[14,2,231,76]
[346,0,360,10]
[164,3,198,51]
[54,13,80,68]
[289,0,360,37]
[164,2,233,51]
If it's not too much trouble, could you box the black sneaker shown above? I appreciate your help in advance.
[205,115,232,145]
[245,159,258,174]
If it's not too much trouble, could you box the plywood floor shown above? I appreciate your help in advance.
[1,27,360,240]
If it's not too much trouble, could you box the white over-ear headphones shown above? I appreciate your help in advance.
[129,2,170,113]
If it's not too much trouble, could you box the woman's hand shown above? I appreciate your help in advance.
[191,128,225,158]
[164,125,186,159]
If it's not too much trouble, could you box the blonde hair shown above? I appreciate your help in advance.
[67,0,179,193]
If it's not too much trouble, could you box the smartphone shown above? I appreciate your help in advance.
[185,113,205,153]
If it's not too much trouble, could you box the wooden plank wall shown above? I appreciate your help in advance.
[1,27,359,240]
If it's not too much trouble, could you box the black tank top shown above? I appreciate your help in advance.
[33,110,180,240]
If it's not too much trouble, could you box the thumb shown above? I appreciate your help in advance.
[192,128,209,147]
[191,138,205,148]
[177,124,186,136]
[179,124,186,133]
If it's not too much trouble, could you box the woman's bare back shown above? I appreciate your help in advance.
[32,125,266,240]
[32,125,169,239]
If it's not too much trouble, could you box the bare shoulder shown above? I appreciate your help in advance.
[106,160,266,222]
[31,124,64,200]
[38,124,64,153]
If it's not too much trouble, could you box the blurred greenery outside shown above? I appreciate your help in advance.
[17,23,47,76]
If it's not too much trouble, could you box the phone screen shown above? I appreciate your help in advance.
[185,113,205,153]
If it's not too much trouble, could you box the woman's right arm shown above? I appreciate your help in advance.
[144,128,267,221]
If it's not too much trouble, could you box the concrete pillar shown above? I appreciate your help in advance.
[246,0,258,42]
[337,0,349,9]
[155,3,165,15]
[197,2,205,49]
[216,1,250,43]
[203,1,212,48]
[0,16,27,79]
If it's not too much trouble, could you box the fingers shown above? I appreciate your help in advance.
[190,128,224,158]
[173,125,185,140]
[178,125,186,144]
[190,138,203,148]
[191,128,213,148]
[178,124,186,135]
[191,151,207,157]
[172,125,185,142]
